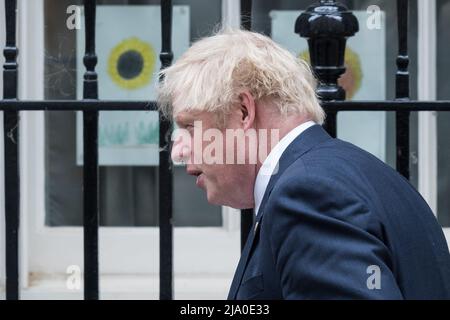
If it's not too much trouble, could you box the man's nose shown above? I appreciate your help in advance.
[171,139,191,164]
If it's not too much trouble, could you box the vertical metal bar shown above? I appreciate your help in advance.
[82,0,99,300]
[324,111,338,139]
[3,0,20,301]
[159,0,174,300]
[240,0,254,252]
[396,0,411,179]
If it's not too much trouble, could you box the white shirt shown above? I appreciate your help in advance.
[253,121,316,215]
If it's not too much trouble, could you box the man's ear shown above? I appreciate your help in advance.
[239,91,256,130]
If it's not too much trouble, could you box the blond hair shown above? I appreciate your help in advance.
[157,28,325,125]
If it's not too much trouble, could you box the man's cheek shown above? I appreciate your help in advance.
[191,141,203,164]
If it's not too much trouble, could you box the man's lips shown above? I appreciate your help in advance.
[196,173,205,188]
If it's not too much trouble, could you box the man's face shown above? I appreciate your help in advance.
[171,110,256,209]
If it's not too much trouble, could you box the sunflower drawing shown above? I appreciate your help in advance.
[108,37,156,90]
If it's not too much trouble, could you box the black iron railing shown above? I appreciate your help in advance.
[2,0,450,300]
[239,0,255,252]
[158,0,174,301]
[3,0,19,301]
[82,0,100,300]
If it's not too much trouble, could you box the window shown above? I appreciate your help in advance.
[44,0,223,227]
[251,1,419,186]
[437,0,450,227]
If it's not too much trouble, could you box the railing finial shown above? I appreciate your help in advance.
[295,0,358,137]
[295,0,359,101]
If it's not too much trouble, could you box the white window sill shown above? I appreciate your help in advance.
[0,273,232,300]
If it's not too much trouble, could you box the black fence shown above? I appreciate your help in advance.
[2,0,450,300]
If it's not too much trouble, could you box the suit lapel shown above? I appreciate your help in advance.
[228,125,332,299]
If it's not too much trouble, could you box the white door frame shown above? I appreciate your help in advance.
[418,0,437,214]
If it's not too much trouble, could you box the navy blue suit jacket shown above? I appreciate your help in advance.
[228,125,450,299]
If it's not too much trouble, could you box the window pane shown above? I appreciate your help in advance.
[44,0,223,226]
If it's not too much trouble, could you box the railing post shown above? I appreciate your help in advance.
[82,0,99,300]
[239,0,255,252]
[296,0,359,137]
[395,0,411,179]
[159,0,174,300]
[3,0,20,300]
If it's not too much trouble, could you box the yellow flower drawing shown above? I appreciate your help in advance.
[108,37,156,90]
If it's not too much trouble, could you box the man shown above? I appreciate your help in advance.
[157,28,450,299]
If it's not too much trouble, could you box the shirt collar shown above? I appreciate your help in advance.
[253,120,316,215]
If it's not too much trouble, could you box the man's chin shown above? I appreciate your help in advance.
[205,191,221,206]
[205,191,228,207]
[205,192,253,210]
